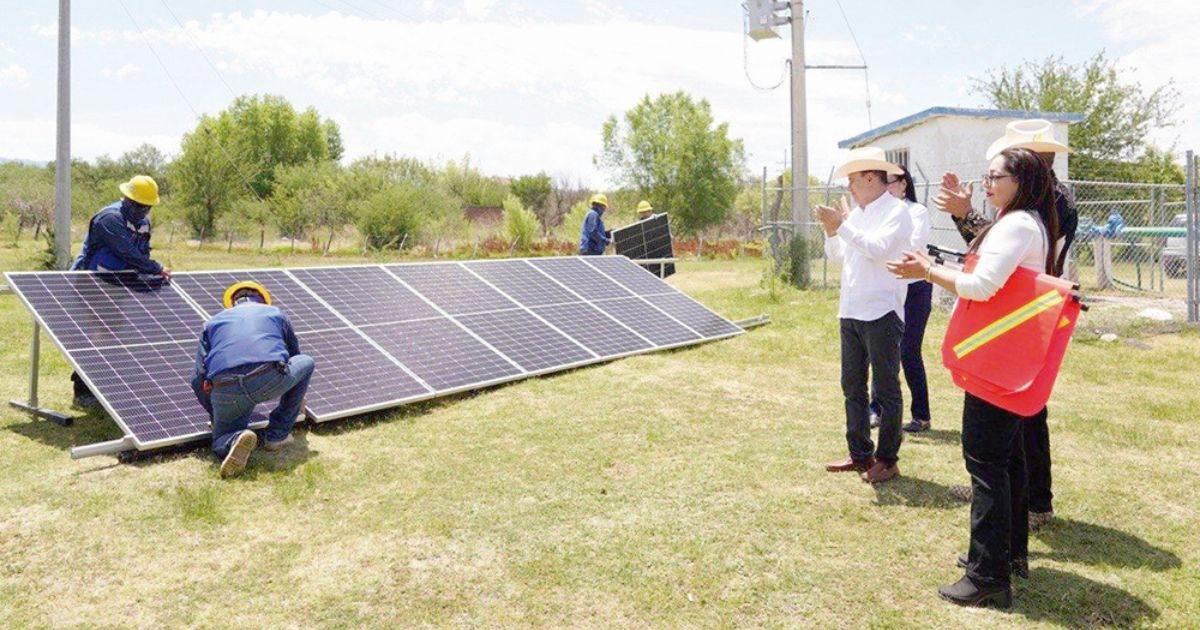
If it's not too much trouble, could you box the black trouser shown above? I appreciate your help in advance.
[840,313,903,464]
[962,393,1029,588]
[870,281,933,422]
[1023,406,1053,513]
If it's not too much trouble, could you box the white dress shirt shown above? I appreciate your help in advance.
[824,192,913,321]
[902,199,932,285]
[955,210,1049,301]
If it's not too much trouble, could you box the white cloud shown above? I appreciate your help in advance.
[1083,0,1198,153]
[0,63,30,87]
[26,10,877,183]
[462,0,499,19]
[101,63,142,80]
[0,118,178,163]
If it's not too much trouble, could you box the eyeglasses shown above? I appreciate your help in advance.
[981,173,1014,186]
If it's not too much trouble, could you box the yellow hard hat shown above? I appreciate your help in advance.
[636,200,653,213]
[589,193,609,208]
[223,281,272,308]
[118,175,161,206]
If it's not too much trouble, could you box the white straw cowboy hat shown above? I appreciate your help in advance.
[832,146,904,180]
[986,119,1072,159]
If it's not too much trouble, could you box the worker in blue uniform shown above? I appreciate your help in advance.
[579,193,612,255]
[70,175,171,408]
[192,281,315,478]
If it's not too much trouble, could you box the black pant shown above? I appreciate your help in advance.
[1024,407,1053,513]
[870,281,933,422]
[962,393,1029,588]
[840,313,903,464]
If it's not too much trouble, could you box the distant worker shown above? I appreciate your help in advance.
[192,281,315,478]
[636,200,655,221]
[579,193,612,256]
[69,175,171,408]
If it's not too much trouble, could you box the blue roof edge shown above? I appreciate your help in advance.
[837,107,1086,149]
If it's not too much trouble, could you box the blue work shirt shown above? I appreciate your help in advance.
[71,199,162,274]
[578,207,610,255]
[193,302,301,382]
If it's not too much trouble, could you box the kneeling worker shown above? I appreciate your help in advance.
[192,281,315,478]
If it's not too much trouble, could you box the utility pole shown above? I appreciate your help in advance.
[789,0,808,231]
[54,0,71,269]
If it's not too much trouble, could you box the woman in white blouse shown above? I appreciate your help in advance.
[888,147,1060,609]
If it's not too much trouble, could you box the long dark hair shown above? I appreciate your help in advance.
[891,166,917,203]
[968,147,1060,274]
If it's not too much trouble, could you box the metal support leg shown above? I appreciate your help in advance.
[8,321,73,426]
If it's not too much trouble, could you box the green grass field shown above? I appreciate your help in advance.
[1,241,1197,627]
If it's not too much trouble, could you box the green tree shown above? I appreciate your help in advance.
[502,194,540,252]
[509,172,553,231]
[972,51,1181,180]
[598,92,745,237]
[556,200,590,243]
[171,119,244,239]
[230,197,273,251]
[354,183,449,251]
[273,161,350,254]
[442,155,508,208]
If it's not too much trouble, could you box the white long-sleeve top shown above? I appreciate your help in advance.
[903,199,932,285]
[955,210,1049,301]
[824,192,913,321]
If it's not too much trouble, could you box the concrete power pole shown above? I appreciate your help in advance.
[54,0,71,269]
[789,0,808,232]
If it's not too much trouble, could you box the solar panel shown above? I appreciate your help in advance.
[612,213,675,278]
[289,266,439,326]
[6,256,742,456]
[7,273,203,351]
[455,309,595,372]
[530,301,654,357]
[463,259,580,307]
[592,297,702,346]
[361,318,523,390]
[385,263,519,315]
[173,270,345,332]
[526,257,633,300]
[296,327,432,419]
[581,256,677,296]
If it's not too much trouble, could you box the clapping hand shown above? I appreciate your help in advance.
[815,195,852,237]
[933,171,973,219]
[886,250,933,280]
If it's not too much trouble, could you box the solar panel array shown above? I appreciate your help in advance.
[612,213,676,278]
[6,256,741,452]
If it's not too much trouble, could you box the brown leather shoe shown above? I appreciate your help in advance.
[825,456,875,473]
[861,460,899,483]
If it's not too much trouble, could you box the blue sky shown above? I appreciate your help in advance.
[0,1,1193,185]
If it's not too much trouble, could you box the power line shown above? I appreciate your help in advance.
[115,0,268,205]
[831,0,872,127]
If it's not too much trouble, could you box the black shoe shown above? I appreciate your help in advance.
[938,575,1012,609]
[73,394,100,410]
[903,418,930,432]
[956,554,1028,579]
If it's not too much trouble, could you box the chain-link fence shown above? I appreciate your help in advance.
[759,151,1200,322]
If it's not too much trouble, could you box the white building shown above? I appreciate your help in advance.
[838,107,1084,249]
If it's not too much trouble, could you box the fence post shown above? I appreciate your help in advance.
[1187,150,1198,323]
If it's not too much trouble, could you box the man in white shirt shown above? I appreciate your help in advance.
[816,147,913,484]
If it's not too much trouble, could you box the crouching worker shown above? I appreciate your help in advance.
[192,281,315,478]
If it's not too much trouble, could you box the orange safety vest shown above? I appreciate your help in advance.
[942,255,1083,416]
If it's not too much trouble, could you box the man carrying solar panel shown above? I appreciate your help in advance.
[579,193,613,255]
[69,175,171,408]
[191,281,315,478]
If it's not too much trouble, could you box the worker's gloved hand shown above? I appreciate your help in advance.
[160,267,172,281]
[201,380,213,394]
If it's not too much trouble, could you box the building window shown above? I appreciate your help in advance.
[885,148,910,170]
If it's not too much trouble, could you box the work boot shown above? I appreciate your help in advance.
[938,575,1011,609]
[263,433,294,452]
[861,460,899,484]
[825,456,874,473]
[903,418,930,433]
[219,430,257,478]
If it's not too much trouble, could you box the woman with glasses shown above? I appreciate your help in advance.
[869,166,933,433]
[888,147,1060,609]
